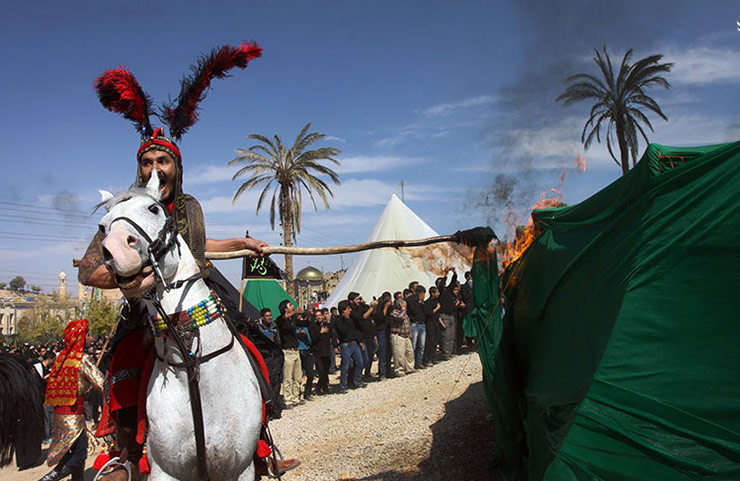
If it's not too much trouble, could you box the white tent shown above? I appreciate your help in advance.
[325,194,471,307]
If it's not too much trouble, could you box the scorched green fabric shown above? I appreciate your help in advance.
[465,141,740,480]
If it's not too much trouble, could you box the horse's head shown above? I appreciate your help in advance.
[98,170,180,297]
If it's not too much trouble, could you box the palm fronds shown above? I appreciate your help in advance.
[557,45,673,175]
[231,122,341,236]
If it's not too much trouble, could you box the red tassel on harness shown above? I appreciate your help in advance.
[138,444,151,474]
[92,450,110,471]
[94,68,153,135]
[256,439,272,459]
[163,42,262,139]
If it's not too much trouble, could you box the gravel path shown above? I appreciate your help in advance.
[270,352,497,481]
[1,352,497,481]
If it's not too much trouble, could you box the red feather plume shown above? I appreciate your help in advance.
[95,68,153,135]
[163,42,262,139]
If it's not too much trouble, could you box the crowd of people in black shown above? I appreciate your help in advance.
[1,265,475,464]
[259,266,475,408]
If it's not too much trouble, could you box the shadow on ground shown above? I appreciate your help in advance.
[353,380,498,481]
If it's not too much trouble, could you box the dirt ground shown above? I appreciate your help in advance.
[1,353,498,481]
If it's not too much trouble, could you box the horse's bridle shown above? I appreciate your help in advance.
[107,210,181,291]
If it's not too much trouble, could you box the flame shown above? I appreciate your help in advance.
[575,149,587,173]
[500,173,567,269]
[498,151,586,270]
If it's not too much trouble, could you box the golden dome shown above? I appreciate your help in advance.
[295,266,323,280]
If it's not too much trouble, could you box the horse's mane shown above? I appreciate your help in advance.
[0,353,45,467]
[94,187,162,213]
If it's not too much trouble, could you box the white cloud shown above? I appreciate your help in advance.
[335,155,425,174]
[201,192,262,214]
[375,127,417,149]
[375,94,497,148]
[299,212,374,228]
[325,135,346,143]
[183,164,237,187]
[646,112,740,146]
[527,112,740,172]
[0,242,81,262]
[652,90,698,108]
[196,174,457,219]
[421,95,497,117]
[664,46,740,85]
[329,178,461,208]
[574,44,740,87]
[329,179,401,207]
[452,164,497,173]
[204,223,279,240]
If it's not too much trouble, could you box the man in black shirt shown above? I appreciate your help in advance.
[436,267,458,360]
[348,292,377,379]
[328,307,340,372]
[373,291,393,379]
[424,286,442,366]
[407,285,427,370]
[460,271,475,350]
[334,300,365,391]
[276,300,302,407]
[309,312,332,395]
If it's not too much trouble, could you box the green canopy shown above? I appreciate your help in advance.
[242,279,297,315]
[465,141,740,480]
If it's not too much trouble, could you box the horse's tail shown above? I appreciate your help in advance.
[0,353,45,468]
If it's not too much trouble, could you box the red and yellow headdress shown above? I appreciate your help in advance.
[45,319,88,406]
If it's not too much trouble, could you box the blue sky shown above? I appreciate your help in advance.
[1,0,739,293]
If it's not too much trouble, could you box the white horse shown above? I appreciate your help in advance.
[97,171,262,481]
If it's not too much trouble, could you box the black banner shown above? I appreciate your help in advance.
[242,255,285,280]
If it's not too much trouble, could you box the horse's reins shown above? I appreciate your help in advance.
[109,211,277,481]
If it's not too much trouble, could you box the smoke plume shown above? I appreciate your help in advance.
[479,0,684,237]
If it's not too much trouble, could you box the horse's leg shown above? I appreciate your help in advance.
[236,460,255,481]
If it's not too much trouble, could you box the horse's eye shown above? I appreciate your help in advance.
[148,204,160,215]
[98,225,106,235]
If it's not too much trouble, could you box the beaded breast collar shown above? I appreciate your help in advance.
[149,292,222,338]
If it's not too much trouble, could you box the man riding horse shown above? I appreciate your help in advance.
[78,42,299,480]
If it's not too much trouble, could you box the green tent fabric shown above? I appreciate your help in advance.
[242,279,297,315]
[464,141,740,480]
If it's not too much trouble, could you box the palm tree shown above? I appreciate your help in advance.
[556,45,673,175]
[230,122,341,296]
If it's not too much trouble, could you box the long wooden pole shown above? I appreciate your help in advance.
[205,235,456,260]
[72,235,457,266]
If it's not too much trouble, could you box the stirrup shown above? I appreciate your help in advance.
[94,457,132,481]
[266,444,285,479]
